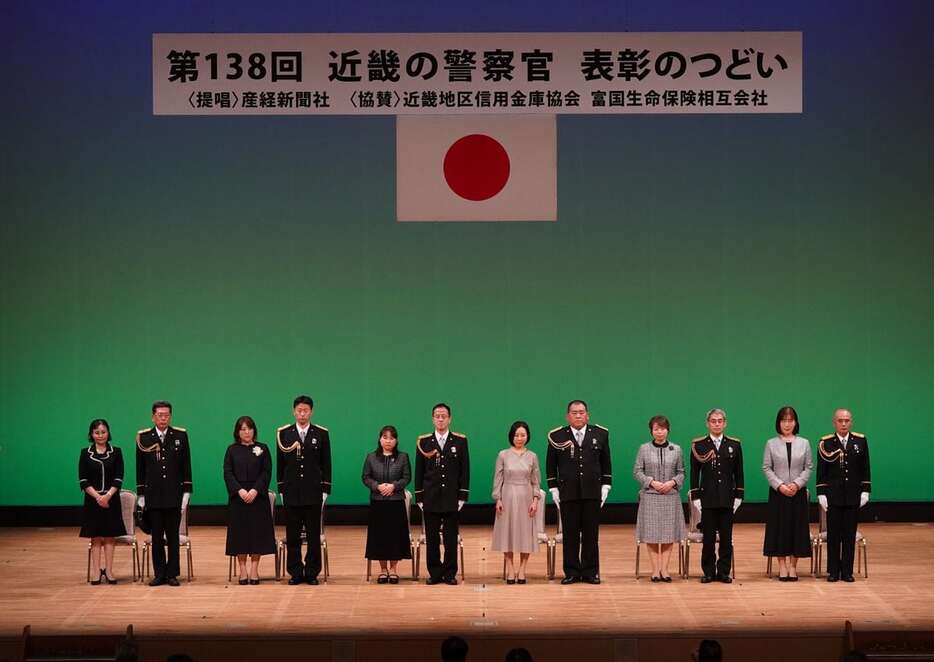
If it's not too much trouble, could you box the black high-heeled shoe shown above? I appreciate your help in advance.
[90,569,103,585]
[249,579,259,585]
[506,577,516,585]
[517,578,527,584]
[238,578,249,585]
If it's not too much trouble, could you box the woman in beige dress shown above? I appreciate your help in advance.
[491,421,541,584]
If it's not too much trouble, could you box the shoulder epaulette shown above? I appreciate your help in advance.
[313,424,329,432]
[137,428,150,435]
[548,426,564,436]
[818,439,844,462]
[692,436,706,443]
[548,426,574,451]
[820,434,834,441]
[450,431,466,439]
[593,424,608,431]
[726,436,741,443]
[173,426,187,432]
[416,436,439,458]
[852,432,865,439]
[277,424,291,432]
[136,431,159,453]
[418,433,433,440]
[277,425,300,453]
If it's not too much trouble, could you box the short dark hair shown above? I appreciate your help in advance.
[508,421,531,447]
[697,639,722,662]
[233,416,258,444]
[87,419,111,443]
[152,400,172,414]
[505,648,533,662]
[375,425,399,456]
[567,399,588,412]
[441,636,468,662]
[432,402,451,417]
[648,415,670,431]
[775,405,800,435]
[293,395,314,409]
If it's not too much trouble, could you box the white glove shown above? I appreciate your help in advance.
[322,492,328,503]
[457,500,464,511]
[549,488,560,505]
[137,496,145,509]
[859,492,869,508]
[692,499,701,514]
[181,492,190,509]
[818,495,828,510]
[417,502,424,511]
[732,498,742,513]
[600,485,611,507]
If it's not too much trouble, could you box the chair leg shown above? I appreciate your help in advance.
[411,545,416,579]
[863,541,868,578]
[502,556,506,581]
[460,543,465,581]
[635,542,640,578]
[142,545,149,579]
[87,545,92,583]
[684,543,691,579]
[415,546,421,579]
[322,543,329,581]
[366,558,371,582]
[187,545,193,581]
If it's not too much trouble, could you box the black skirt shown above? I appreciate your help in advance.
[226,496,276,556]
[79,494,127,538]
[365,500,412,561]
[763,488,811,557]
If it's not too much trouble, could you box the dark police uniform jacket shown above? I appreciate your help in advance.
[276,423,332,507]
[545,424,612,502]
[816,433,871,507]
[689,435,744,508]
[414,432,469,513]
[135,426,193,509]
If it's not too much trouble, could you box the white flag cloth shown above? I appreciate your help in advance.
[396,114,556,222]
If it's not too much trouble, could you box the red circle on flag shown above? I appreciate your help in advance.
[443,134,511,201]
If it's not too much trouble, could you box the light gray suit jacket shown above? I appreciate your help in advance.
[762,436,812,491]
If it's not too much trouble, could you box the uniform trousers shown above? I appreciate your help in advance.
[424,511,459,580]
[285,504,322,579]
[560,499,600,579]
[149,507,181,579]
[701,506,734,578]
[827,504,859,577]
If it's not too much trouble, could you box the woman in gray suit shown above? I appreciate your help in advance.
[762,406,813,581]
[362,425,412,584]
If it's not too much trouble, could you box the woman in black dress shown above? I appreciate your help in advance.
[362,425,411,583]
[762,406,813,580]
[78,419,126,584]
[224,416,276,584]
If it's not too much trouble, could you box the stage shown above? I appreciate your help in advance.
[2,523,933,661]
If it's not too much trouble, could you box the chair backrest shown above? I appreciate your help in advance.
[535,489,547,542]
[553,497,563,536]
[403,490,413,528]
[119,490,136,536]
[819,503,827,534]
[688,499,701,532]
[179,499,189,536]
[267,490,276,519]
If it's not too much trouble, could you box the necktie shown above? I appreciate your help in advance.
[575,431,583,446]
[299,429,306,442]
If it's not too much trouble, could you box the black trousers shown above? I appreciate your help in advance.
[424,511,459,580]
[827,504,859,577]
[701,506,733,578]
[285,504,322,579]
[560,499,600,579]
[148,507,181,580]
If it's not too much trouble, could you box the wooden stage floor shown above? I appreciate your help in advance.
[2,523,933,660]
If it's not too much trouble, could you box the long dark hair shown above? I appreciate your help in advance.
[375,425,399,456]
[88,418,111,443]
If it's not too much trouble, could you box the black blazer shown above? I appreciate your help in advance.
[361,451,411,501]
[276,423,332,506]
[689,435,744,508]
[414,432,469,512]
[816,433,871,506]
[78,444,124,494]
[545,424,612,502]
[135,426,193,508]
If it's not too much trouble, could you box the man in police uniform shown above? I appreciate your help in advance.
[136,400,192,587]
[816,408,871,582]
[414,403,469,585]
[277,394,332,585]
[689,408,743,583]
[546,399,612,584]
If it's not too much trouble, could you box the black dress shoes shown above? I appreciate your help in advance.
[661,576,672,583]
[306,577,319,585]
[560,576,579,585]
[426,577,442,585]
[719,576,732,584]
[842,575,856,582]
[583,576,601,585]
[443,576,458,585]
[827,574,840,582]
[149,576,167,587]
[700,575,715,583]
[166,577,180,586]
[288,577,304,585]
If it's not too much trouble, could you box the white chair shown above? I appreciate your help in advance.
[228,491,280,582]
[365,490,417,581]
[634,492,685,579]
[276,500,329,581]
[86,489,140,582]
[682,500,734,579]
[142,498,194,581]
[500,489,550,579]
[813,505,868,578]
[414,505,465,580]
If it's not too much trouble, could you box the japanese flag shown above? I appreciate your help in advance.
[396,115,557,222]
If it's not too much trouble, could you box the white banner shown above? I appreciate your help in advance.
[153,32,802,116]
